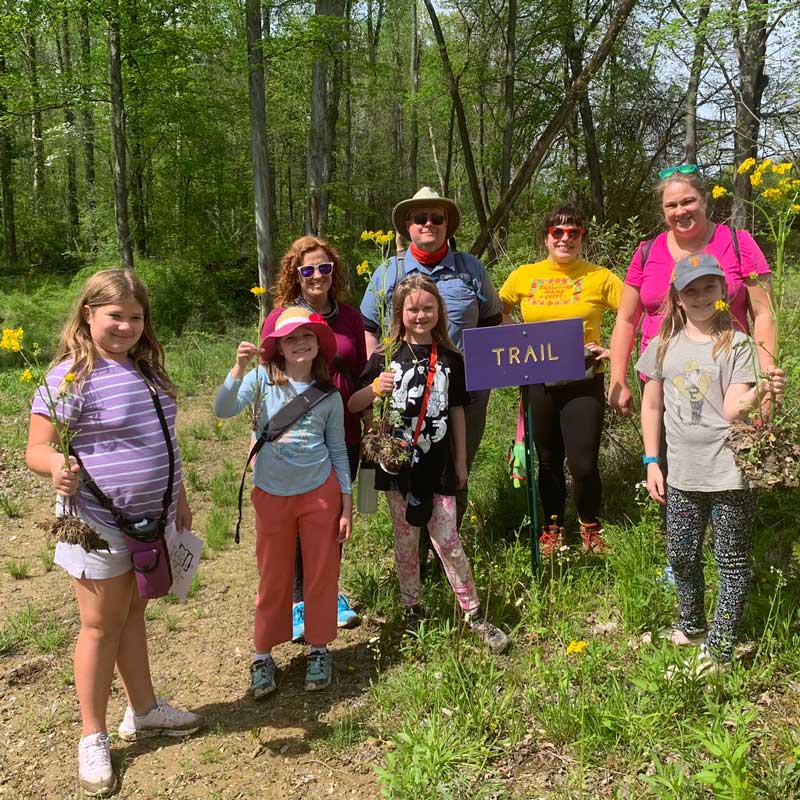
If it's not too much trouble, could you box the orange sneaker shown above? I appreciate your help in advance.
[579,520,607,553]
[539,524,566,557]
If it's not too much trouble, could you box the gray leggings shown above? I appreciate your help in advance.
[666,485,755,661]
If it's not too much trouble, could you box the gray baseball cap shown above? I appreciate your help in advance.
[671,253,725,291]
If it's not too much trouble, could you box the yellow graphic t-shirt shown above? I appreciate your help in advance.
[499,258,622,345]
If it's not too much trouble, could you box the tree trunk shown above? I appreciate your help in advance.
[423,0,488,234]
[306,0,346,237]
[246,0,276,292]
[408,0,419,191]
[731,0,768,230]
[444,100,455,196]
[57,11,80,245]
[498,0,516,247]
[471,0,639,256]
[566,7,605,223]
[79,5,96,238]
[27,32,46,209]
[129,121,148,257]
[366,0,384,68]
[0,54,17,267]
[684,0,711,164]
[107,9,133,270]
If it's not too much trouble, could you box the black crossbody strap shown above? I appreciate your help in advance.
[234,381,336,543]
[69,368,175,539]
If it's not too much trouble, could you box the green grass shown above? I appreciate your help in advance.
[0,493,23,518]
[205,507,233,551]
[0,604,70,655]
[4,559,31,580]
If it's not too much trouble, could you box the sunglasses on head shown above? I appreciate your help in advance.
[658,163,699,180]
[297,262,334,279]
[409,212,446,227]
[548,226,583,241]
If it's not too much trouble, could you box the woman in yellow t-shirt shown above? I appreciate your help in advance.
[500,203,622,555]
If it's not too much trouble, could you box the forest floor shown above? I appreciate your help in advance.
[0,396,386,800]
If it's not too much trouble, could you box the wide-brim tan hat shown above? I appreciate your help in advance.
[392,187,461,240]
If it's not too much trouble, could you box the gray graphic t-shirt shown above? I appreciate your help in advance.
[635,330,757,491]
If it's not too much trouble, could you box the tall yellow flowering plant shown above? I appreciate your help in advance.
[356,230,410,471]
[1,328,109,549]
[250,286,267,431]
[712,158,800,488]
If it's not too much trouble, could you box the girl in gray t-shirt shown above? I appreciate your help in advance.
[635,254,785,669]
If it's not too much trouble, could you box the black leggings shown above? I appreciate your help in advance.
[527,374,605,527]
[293,443,360,603]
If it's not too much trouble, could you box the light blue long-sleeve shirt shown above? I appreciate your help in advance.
[214,370,351,497]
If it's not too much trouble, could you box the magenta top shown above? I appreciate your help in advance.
[262,302,367,447]
[31,359,182,530]
[624,225,771,352]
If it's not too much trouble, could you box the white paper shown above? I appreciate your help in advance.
[166,528,203,600]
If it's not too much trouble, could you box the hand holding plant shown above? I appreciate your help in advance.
[2,327,109,550]
[249,286,267,431]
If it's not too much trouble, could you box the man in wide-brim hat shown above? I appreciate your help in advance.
[359,186,502,531]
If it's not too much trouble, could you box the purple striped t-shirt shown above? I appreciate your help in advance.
[31,359,182,531]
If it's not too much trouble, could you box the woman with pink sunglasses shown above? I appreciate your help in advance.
[500,203,622,555]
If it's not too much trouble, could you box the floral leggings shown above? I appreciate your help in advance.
[666,486,755,661]
[386,491,480,613]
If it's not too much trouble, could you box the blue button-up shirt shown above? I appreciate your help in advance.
[359,247,502,351]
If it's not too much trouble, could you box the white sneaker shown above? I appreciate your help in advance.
[78,731,117,796]
[118,697,203,741]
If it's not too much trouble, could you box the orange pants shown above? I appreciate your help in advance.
[252,471,341,650]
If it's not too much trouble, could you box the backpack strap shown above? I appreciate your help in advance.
[639,237,656,271]
[234,381,337,543]
[728,224,741,267]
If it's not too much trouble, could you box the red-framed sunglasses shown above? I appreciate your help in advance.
[548,226,584,241]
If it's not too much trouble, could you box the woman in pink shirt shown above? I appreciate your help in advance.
[608,165,775,416]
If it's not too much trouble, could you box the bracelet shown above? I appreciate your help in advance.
[642,455,660,465]
[372,377,384,398]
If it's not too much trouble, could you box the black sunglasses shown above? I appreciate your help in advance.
[409,212,446,227]
[297,262,334,279]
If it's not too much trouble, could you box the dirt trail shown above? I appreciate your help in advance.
[0,398,384,799]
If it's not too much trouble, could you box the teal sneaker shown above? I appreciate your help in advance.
[249,657,277,700]
[292,602,305,642]
[336,593,360,629]
[305,650,333,691]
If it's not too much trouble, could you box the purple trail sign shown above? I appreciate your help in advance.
[462,319,586,392]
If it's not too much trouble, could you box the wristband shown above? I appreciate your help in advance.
[642,455,660,465]
[372,377,385,398]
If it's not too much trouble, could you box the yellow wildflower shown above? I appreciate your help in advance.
[19,368,33,383]
[1,327,24,352]
[748,272,759,280]
[758,158,772,171]
[750,171,763,188]
[714,300,728,311]
[360,230,372,242]
[792,180,800,190]
[791,204,800,213]
[375,230,394,246]
[356,260,370,277]
[250,286,266,296]
[64,372,76,383]
[711,185,728,199]
[737,157,756,174]
[566,640,588,655]
[772,162,793,175]
[382,337,392,347]
[761,187,783,202]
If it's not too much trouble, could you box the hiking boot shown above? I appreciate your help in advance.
[467,611,511,654]
[305,650,333,691]
[118,698,203,741]
[336,593,360,629]
[580,520,607,553]
[249,657,278,700]
[539,524,566,557]
[403,604,425,633]
[292,602,305,642]
[78,731,116,797]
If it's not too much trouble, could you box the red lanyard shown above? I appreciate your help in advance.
[411,341,438,447]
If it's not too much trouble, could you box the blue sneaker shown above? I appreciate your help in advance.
[249,657,277,700]
[336,593,360,629]
[305,650,332,691]
[292,602,305,642]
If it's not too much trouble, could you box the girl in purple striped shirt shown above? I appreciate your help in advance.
[26,269,202,797]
